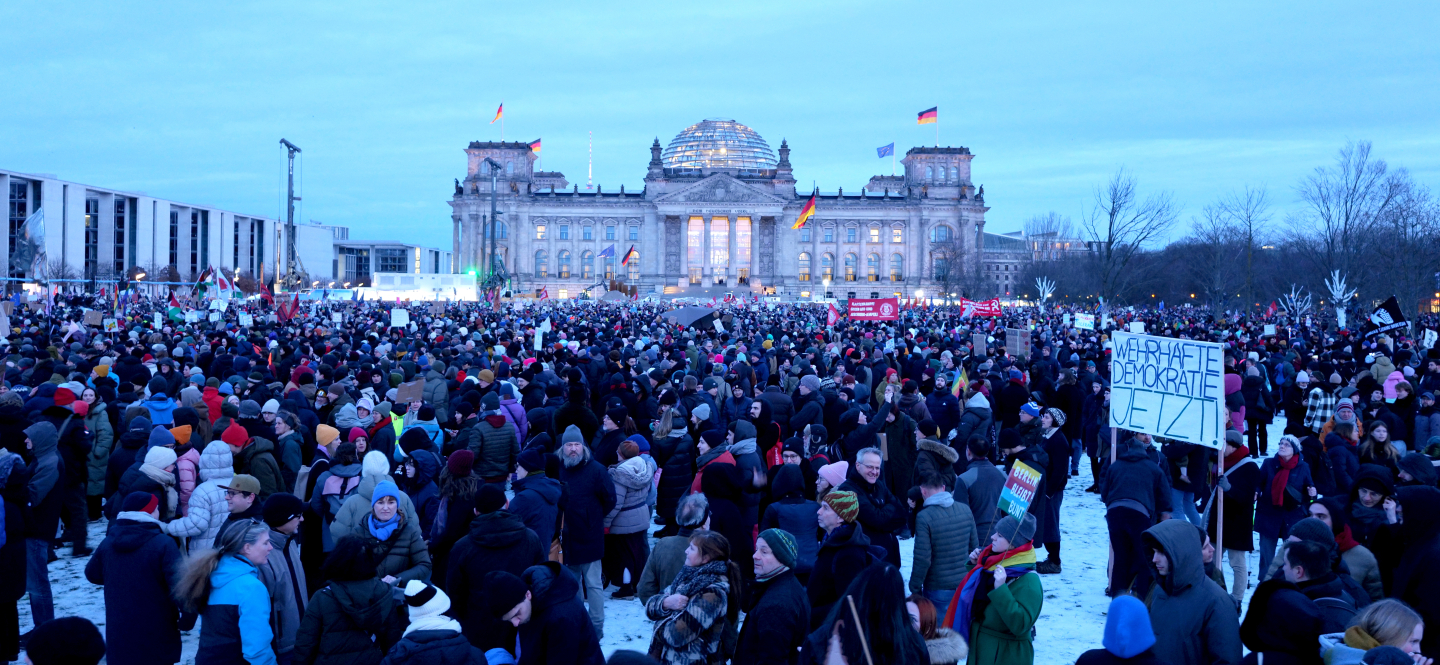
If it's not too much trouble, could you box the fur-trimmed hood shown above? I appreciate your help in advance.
[917,438,959,464]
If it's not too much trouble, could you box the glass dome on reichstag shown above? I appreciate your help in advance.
[662,119,778,171]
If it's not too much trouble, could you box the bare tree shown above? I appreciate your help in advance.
[1081,169,1178,303]
[1289,141,1406,293]
[1179,205,1246,311]
[1218,186,1271,311]
[1371,175,1440,323]
[1024,212,1074,244]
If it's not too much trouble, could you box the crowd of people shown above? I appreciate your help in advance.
[0,292,1436,665]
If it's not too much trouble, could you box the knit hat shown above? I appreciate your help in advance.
[517,447,545,473]
[482,571,530,619]
[1295,371,1310,384]
[446,449,475,477]
[1289,517,1337,552]
[481,392,500,411]
[263,493,305,528]
[1335,398,1356,425]
[237,399,261,419]
[169,424,193,446]
[1020,401,1042,418]
[700,429,727,449]
[758,528,799,569]
[822,490,859,523]
[24,616,106,665]
[356,397,374,412]
[818,461,849,488]
[144,445,177,469]
[371,481,402,509]
[1225,430,1244,447]
[220,474,261,495]
[348,427,367,443]
[402,580,451,619]
[122,491,159,514]
[477,369,495,384]
[800,375,821,392]
[261,399,280,414]
[691,403,711,421]
[221,421,249,447]
[53,387,75,407]
[1362,646,1418,665]
[1044,407,1067,427]
[917,419,938,438]
[129,416,152,432]
[605,405,629,425]
[316,424,340,447]
[218,381,234,396]
[993,512,1038,544]
[476,483,507,514]
[561,424,584,445]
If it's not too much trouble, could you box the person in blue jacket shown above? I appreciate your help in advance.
[175,517,277,665]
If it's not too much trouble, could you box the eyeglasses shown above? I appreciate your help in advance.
[225,490,255,498]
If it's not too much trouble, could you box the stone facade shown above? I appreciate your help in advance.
[448,120,990,298]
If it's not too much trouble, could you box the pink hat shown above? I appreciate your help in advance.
[818,461,849,488]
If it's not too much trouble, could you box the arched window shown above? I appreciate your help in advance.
[931,225,951,243]
[480,161,489,174]
[534,250,548,278]
[627,251,640,281]
[932,253,949,281]
[844,253,857,281]
[891,253,904,281]
[821,253,834,280]
[604,254,616,279]
[951,166,958,181]
[506,162,514,174]
[557,250,571,278]
[925,166,933,180]
[866,253,879,281]
[499,222,508,239]
[581,251,594,279]
[798,252,811,281]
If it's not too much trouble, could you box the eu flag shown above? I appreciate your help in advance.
[598,244,616,259]
[877,143,894,158]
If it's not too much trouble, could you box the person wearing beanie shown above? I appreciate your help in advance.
[483,564,604,665]
[226,417,284,502]
[735,525,811,665]
[816,460,849,498]
[328,451,419,549]
[470,390,520,484]
[591,404,630,468]
[807,489,872,630]
[257,493,307,661]
[1075,595,1162,665]
[108,443,180,522]
[362,480,432,585]
[945,510,1043,665]
[21,616,105,665]
[84,491,182,665]
[294,535,407,664]
[162,440,236,554]
[424,359,451,425]
[380,580,486,664]
[1142,519,1244,665]
[20,423,63,632]
[510,446,563,549]
[447,482,546,651]
[143,374,177,426]
[557,423,617,639]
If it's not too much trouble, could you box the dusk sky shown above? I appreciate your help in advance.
[3,2,1437,243]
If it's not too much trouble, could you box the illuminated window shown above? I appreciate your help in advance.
[710,217,729,267]
[891,253,903,281]
[558,289,567,299]
[535,224,546,240]
[582,251,594,279]
[869,227,879,243]
[844,253,857,281]
[736,217,751,269]
[687,217,703,268]
[892,227,903,243]
[534,250,548,277]
[604,255,616,279]
[558,250,571,278]
[866,253,879,281]
[821,253,834,280]
[627,251,639,281]
[798,252,811,282]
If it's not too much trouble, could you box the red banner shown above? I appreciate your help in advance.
[960,298,1003,317]
[847,298,900,321]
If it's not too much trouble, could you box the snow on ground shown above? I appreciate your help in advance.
[36,419,1289,664]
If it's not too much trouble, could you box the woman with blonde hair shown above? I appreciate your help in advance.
[1320,598,1427,663]
[174,520,277,664]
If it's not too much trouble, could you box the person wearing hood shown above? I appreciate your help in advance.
[24,421,64,630]
[377,581,488,665]
[761,463,822,579]
[394,447,441,537]
[958,434,1008,543]
[144,375,178,426]
[471,392,519,484]
[1387,485,1440,655]
[1075,595,1166,665]
[839,389,895,463]
[107,439,179,522]
[85,491,188,665]
[423,361,450,426]
[224,420,285,502]
[429,450,480,590]
[41,386,93,557]
[912,419,959,494]
[81,386,115,521]
[104,415,151,507]
[293,535,406,665]
[446,484,546,651]
[941,512,1043,665]
[484,563,605,665]
[604,439,656,599]
[1348,463,1396,548]
[176,519,278,665]
[498,382,529,444]
[1307,497,1384,602]
[1142,519,1243,665]
[330,451,419,545]
[806,490,875,630]
[1238,579,1326,665]
[163,440,236,553]
[1397,451,1438,487]
[653,407,696,538]
[0,440,25,662]
[272,411,305,492]
[726,419,766,523]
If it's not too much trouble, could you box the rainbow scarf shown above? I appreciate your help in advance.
[945,543,1036,638]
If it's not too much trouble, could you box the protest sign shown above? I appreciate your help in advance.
[0,302,12,316]
[1263,324,1276,337]
[1005,328,1030,359]
[1128,321,1145,333]
[83,310,103,326]
[1074,313,1095,330]
[331,312,343,323]
[1425,329,1438,350]
[184,311,200,323]
[972,333,987,352]
[208,312,221,323]
[153,313,163,327]
[1109,331,1227,449]
[390,309,410,328]
[997,460,1042,521]
[846,298,899,321]
[238,313,254,328]
[429,302,445,316]
[396,379,425,404]
[209,299,227,311]
[102,318,118,332]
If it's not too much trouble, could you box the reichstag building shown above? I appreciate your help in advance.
[449,119,989,298]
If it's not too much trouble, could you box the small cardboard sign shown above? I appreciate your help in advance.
[429,302,445,316]
[1264,324,1277,337]
[208,312,221,322]
[997,460,1042,521]
[239,313,254,328]
[390,309,410,328]
[972,333,987,352]
[1425,329,1438,350]
[102,318,118,332]
[396,379,425,404]
[0,302,12,316]
[83,310,103,326]
[331,312,343,323]
[1128,321,1145,333]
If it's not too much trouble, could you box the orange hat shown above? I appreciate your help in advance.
[169,425,193,446]
[94,365,110,378]
[316,424,340,448]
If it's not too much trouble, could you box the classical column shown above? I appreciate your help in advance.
[858,222,868,287]
[728,216,737,284]
[703,217,712,281]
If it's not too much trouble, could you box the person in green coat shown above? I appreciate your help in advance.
[944,512,1043,665]
[81,389,116,520]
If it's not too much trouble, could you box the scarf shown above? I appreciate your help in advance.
[1270,453,1299,507]
[755,564,790,584]
[666,560,730,599]
[1222,444,1251,470]
[1335,524,1361,553]
[368,512,401,541]
[403,615,462,637]
[945,543,1036,637]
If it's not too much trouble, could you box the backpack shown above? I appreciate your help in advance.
[1314,596,1358,634]
[429,496,449,543]
[320,474,361,521]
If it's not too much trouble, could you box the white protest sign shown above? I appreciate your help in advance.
[103,318,118,332]
[390,309,410,328]
[208,312,221,322]
[714,318,725,333]
[1263,324,1277,337]
[1425,329,1438,350]
[209,299,228,311]
[239,313,254,328]
[1109,331,1227,449]
[184,310,200,323]
[1128,321,1145,333]
[331,312,343,323]
[1074,313,1095,331]
[153,313,163,327]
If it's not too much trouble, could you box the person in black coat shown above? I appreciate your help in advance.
[1238,579,1326,665]
[699,462,756,578]
[556,425,614,637]
[483,562,605,665]
[0,447,26,662]
[807,491,875,630]
[85,491,188,665]
[380,581,487,665]
[735,529,812,665]
[446,486,545,652]
[1387,485,1440,656]
[651,408,695,537]
[836,451,906,567]
[104,416,151,500]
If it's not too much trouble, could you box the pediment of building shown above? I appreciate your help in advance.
[652,174,788,206]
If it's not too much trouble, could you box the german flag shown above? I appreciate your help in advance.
[490,103,503,124]
[917,106,938,125]
[620,245,637,266]
[792,191,816,230]
[528,139,541,154]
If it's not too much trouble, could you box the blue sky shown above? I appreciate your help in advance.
[3,1,1437,242]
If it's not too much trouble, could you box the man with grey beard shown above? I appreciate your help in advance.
[557,424,616,638]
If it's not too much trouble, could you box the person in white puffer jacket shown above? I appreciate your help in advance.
[163,441,234,553]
